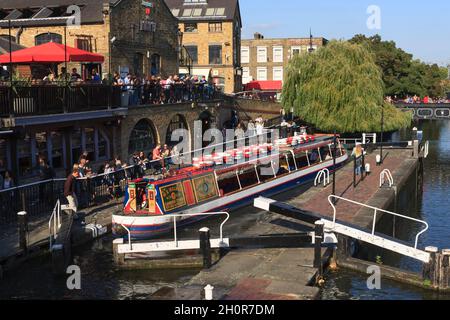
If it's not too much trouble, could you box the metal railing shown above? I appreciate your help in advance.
[380,169,394,188]
[121,212,230,251]
[328,195,429,249]
[0,83,222,117]
[48,199,61,250]
[314,169,330,187]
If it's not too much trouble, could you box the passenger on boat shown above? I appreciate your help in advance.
[152,144,163,172]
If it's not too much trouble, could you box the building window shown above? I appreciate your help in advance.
[241,46,250,64]
[273,46,283,63]
[209,45,222,65]
[128,119,157,155]
[0,35,16,42]
[0,138,8,175]
[273,67,284,81]
[76,38,92,52]
[71,128,82,165]
[208,22,222,33]
[17,134,32,177]
[35,33,62,46]
[291,46,301,58]
[85,128,95,161]
[257,67,267,81]
[185,45,198,64]
[50,131,64,169]
[184,23,198,33]
[98,130,108,160]
[35,132,48,163]
[257,47,267,63]
[242,67,251,84]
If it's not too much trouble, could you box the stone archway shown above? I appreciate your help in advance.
[127,119,158,157]
[165,114,189,147]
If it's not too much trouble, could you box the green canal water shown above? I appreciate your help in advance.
[1,120,450,300]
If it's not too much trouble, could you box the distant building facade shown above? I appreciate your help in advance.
[241,33,328,85]
[0,0,179,78]
[165,0,242,94]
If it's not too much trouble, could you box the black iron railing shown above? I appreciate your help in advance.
[0,83,222,117]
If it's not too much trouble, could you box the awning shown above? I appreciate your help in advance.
[244,81,282,91]
[0,42,104,64]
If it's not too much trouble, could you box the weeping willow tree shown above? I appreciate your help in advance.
[282,40,412,133]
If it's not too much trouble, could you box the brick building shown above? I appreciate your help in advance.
[0,0,182,184]
[241,33,327,85]
[165,0,242,94]
[0,0,179,78]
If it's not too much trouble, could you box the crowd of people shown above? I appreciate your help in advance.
[386,95,450,104]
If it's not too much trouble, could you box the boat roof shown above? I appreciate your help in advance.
[129,134,337,186]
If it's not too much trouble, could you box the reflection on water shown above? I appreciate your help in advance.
[321,120,450,300]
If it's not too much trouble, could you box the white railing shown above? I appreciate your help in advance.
[121,212,230,251]
[423,141,430,159]
[314,168,330,187]
[328,195,429,249]
[48,200,62,250]
[380,169,394,188]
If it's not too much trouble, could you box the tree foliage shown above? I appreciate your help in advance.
[282,40,411,133]
[349,34,448,97]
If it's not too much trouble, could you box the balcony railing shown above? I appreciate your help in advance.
[0,82,222,118]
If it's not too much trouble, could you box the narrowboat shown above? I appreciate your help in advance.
[112,134,348,239]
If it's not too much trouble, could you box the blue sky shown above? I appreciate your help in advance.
[240,0,450,66]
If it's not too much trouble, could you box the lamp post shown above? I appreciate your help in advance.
[308,28,314,53]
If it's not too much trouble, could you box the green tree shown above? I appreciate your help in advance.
[282,41,411,133]
[349,34,447,98]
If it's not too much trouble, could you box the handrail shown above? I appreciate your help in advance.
[314,169,330,187]
[121,212,230,251]
[380,169,394,188]
[48,200,61,250]
[328,195,429,249]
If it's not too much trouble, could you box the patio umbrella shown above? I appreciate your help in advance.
[0,42,104,64]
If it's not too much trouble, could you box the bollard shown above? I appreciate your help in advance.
[376,155,381,166]
[313,221,324,277]
[423,246,439,288]
[199,228,212,269]
[17,211,28,253]
[204,284,214,301]
[441,249,450,289]
[365,163,371,176]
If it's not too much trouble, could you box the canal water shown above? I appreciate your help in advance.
[1,120,450,300]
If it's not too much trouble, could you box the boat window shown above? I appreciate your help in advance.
[278,156,290,175]
[258,162,276,182]
[309,149,321,165]
[237,166,260,189]
[295,151,310,168]
[319,146,332,162]
[217,172,241,195]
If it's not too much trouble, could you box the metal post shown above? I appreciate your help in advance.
[353,156,357,188]
[199,227,212,269]
[314,221,324,279]
[380,106,384,164]
[8,19,13,116]
[64,26,68,113]
[332,129,337,203]
[18,211,28,252]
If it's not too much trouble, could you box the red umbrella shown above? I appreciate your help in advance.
[0,42,104,64]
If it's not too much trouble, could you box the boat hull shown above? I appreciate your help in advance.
[112,155,348,240]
